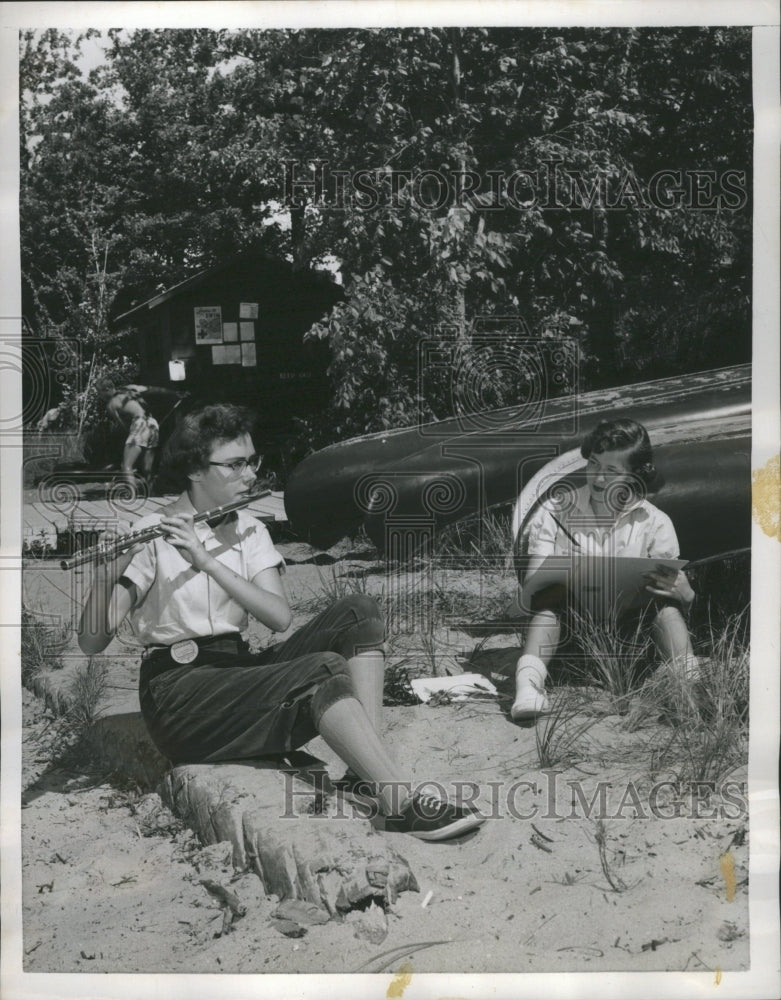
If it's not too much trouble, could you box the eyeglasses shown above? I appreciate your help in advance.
[208,454,263,476]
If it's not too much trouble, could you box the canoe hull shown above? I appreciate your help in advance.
[285,364,751,562]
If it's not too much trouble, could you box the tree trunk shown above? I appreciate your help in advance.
[448,27,467,340]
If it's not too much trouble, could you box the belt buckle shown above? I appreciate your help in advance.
[170,639,199,664]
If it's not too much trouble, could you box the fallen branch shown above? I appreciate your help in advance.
[200,878,247,936]
[199,879,247,918]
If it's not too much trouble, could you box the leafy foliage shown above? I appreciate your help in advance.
[21,27,752,451]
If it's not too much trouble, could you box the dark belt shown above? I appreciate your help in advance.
[141,633,249,678]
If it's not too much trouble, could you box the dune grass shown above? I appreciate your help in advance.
[297,563,378,616]
[639,607,749,789]
[21,604,69,686]
[436,507,514,566]
[293,533,750,800]
[566,608,653,715]
[534,689,599,769]
[422,541,749,796]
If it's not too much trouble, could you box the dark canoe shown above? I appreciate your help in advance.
[285,364,751,561]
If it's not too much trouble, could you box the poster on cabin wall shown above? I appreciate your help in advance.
[240,321,255,342]
[193,305,223,344]
[240,302,259,319]
[223,322,239,342]
[212,344,242,365]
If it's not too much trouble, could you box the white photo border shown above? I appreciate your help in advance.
[2,3,778,999]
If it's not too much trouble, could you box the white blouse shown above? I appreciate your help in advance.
[523,484,680,564]
[120,496,284,646]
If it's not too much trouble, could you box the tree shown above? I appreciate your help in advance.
[20,26,752,450]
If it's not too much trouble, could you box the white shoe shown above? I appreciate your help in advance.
[511,683,550,721]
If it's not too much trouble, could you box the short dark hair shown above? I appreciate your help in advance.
[162,404,257,489]
[580,418,659,491]
[95,377,116,396]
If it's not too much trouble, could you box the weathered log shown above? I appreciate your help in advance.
[245,816,419,912]
[160,760,418,917]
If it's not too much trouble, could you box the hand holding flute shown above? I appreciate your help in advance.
[62,490,270,570]
[157,512,212,571]
[98,515,209,572]
[93,529,146,578]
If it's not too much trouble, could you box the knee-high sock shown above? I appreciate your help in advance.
[317,696,408,815]
[346,650,385,732]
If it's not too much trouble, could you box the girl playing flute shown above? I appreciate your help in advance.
[78,404,484,841]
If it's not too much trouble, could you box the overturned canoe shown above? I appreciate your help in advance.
[285,364,750,562]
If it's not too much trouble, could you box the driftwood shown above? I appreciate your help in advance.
[245,817,419,914]
[199,879,247,936]
[161,759,418,920]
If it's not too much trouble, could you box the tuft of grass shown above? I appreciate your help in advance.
[419,631,442,676]
[695,608,749,725]
[568,609,652,714]
[436,507,513,567]
[430,573,513,625]
[298,564,377,616]
[534,689,597,769]
[27,657,111,767]
[637,608,749,790]
[672,716,747,789]
[64,657,110,734]
[21,605,69,686]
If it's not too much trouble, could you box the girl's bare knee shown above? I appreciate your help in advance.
[653,604,685,628]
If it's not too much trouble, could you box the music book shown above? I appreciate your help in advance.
[519,555,689,619]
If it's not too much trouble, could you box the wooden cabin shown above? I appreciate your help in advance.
[111,251,344,458]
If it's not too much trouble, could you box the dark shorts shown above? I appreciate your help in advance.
[139,595,384,765]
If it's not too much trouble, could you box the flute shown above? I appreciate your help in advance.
[61,490,271,570]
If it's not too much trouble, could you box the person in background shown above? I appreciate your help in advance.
[96,378,160,487]
[36,405,66,434]
[512,418,697,721]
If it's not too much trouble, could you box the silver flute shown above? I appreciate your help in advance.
[60,490,271,570]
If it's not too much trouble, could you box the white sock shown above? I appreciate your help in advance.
[515,653,548,693]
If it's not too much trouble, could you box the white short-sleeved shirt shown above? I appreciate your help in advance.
[120,495,285,646]
[523,484,680,563]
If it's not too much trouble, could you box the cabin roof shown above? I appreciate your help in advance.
[112,251,343,328]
